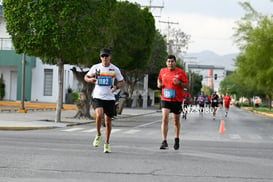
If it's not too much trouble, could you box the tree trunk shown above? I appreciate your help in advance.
[55,59,64,122]
[117,92,129,115]
[70,67,94,118]
[117,81,136,114]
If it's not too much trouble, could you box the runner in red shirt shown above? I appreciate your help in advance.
[223,92,232,117]
[157,55,188,150]
[182,88,191,120]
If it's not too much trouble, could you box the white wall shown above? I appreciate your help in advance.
[0,16,10,38]
[31,59,80,103]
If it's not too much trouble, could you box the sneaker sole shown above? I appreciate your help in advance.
[160,146,168,150]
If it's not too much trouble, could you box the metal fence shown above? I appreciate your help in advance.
[0,38,14,50]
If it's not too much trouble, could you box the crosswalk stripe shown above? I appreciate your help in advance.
[82,129,97,133]
[61,128,84,132]
[229,134,241,140]
[124,129,140,134]
[58,128,273,142]
[111,129,122,133]
[248,134,262,140]
[134,120,161,128]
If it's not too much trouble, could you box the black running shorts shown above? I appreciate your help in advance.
[161,100,182,114]
[92,98,115,118]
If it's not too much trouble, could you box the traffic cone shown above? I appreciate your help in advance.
[219,120,224,134]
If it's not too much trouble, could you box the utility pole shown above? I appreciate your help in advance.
[141,0,164,109]
[141,0,164,11]
[18,53,27,113]
[158,19,179,53]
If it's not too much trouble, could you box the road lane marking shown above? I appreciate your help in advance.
[124,129,140,134]
[111,129,122,133]
[134,120,161,128]
[229,134,241,140]
[82,129,97,133]
[61,128,84,132]
[248,134,262,140]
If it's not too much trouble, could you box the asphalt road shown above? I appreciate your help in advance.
[1,107,273,182]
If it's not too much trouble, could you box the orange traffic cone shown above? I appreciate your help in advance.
[219,120,225,134]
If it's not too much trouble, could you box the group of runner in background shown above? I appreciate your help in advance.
[181,90,232,120]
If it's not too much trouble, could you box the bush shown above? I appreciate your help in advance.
[240,102,250,107]
[72,92,79,103]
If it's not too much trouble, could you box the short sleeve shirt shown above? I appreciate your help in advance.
[198,95,206,104]
[158,67,188,102]
[183,92,191,104]
[86,63,124,100]
[224,96,231,104]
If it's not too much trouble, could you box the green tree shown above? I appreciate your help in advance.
[109,1,156,111]
[202,85,213,97]
[147,30,168,90]
[3,0,114,121]
[188,72,202,98]
[233,2,273,109]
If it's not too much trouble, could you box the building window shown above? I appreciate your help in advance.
[44,69,53,96]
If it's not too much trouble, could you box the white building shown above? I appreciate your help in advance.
[0,6,80,103]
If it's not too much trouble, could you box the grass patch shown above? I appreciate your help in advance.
[252,107,273,113]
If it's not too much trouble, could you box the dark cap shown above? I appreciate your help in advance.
[100,48,111,56]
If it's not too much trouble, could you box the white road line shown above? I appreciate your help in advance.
[229,134,241,140]
[124,129,140,134]
[61,128,84,132]
[248,134,262,140]
[134,120,161,128]
[82,128,97,133]
[111,129,122,133]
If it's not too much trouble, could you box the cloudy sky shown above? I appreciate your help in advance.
[127,0,273,55]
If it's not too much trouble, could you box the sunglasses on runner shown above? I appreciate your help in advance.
[100,54,109,58]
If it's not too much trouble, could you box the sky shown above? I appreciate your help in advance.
[127,0,273,55]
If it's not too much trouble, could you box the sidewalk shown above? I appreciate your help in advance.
[0,107,159,130]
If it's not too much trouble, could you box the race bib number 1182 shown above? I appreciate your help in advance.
[97,76,112,86]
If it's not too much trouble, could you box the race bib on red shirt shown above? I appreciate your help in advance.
[163,89,175,99]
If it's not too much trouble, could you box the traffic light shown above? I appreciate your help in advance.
[214,74,217,80]
[200,75,203,80]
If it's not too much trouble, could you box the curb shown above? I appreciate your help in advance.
[0,126,58,130]
[240,107,273,119]
[0,110,158,131]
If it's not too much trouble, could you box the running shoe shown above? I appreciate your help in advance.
[160,140,168,149]
[174,138,180,150]
[104,143,111,153]
[93,135,102,147]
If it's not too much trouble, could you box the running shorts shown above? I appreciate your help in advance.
[92,98,115,118]
[161,100,182,114]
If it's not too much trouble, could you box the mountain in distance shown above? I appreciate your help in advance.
[183,50,239,71]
